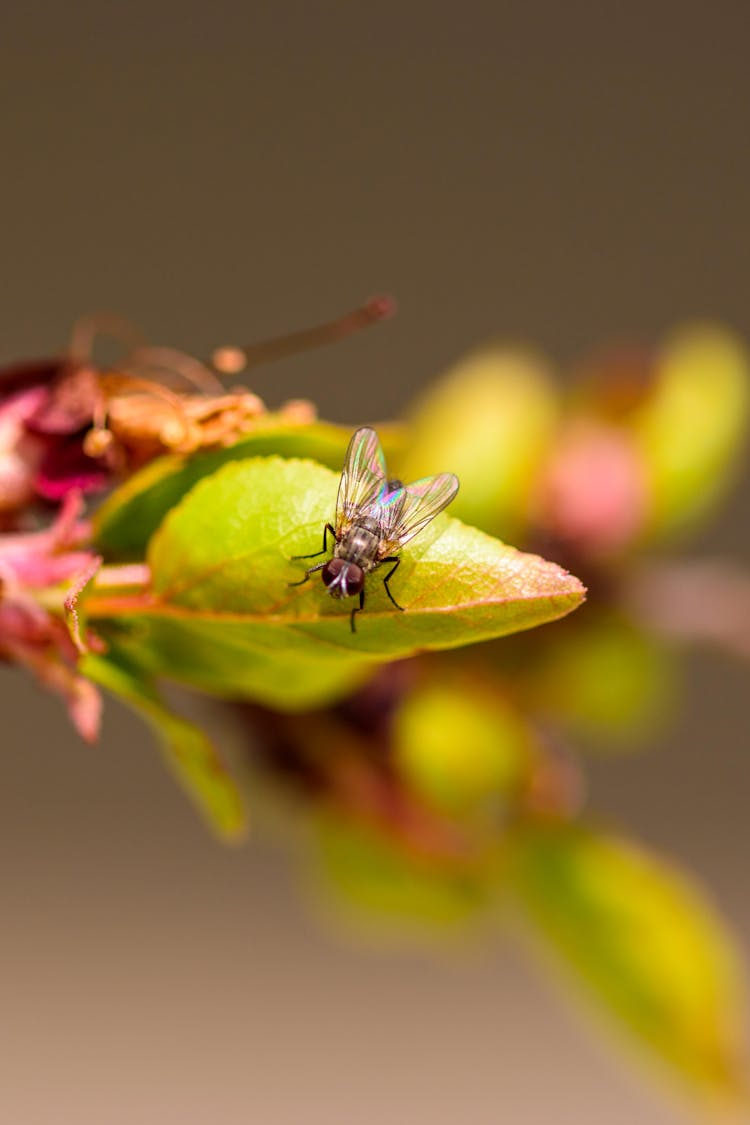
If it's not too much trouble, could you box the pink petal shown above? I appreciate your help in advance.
[1,629,102,744]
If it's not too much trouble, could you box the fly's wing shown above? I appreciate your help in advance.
[378,472,460,554]
[336,427,389,530]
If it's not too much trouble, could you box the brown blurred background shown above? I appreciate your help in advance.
[1,4,749,1122]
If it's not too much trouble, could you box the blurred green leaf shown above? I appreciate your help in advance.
[312,813,491,938]
[98,612,373,711]
[528,611,676,747]
[94,418,403,558]
[88,457,585,710]
[82,644,247,842]
[393,680,531,813]
[634,325,750,539]
[398,345,560,539]
[511,824,748,1100]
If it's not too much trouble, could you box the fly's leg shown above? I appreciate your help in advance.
[350,587,365,633]
[291,522,336,561]
[288,561,327,588]
[381,556,405,612]
[289,522,335,586]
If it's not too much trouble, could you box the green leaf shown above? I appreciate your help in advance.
[633,325,750,539]
[94,419,403,559]
[98,612,374,710]
[87,457,585,710]
[527,611,677,747]
[312,813,492,939]
[398,345,560,540]
[393,680,532,814]
[511,824,748,1100]
[82,644,248,842]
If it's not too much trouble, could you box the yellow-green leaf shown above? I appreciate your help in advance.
[398,345,560,539]
[393,680,532,813]
[511,824,748,1100]
[312,813,491,939]
[634,325,750,539]
[87,457,585,711]
[527,610,677,747]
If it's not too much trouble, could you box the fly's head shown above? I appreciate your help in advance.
[321,557,365,599]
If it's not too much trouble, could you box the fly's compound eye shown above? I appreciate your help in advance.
[321,558,364,598]
[321,558,346,587]
[342,564,365,595]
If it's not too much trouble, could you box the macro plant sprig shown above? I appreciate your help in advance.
[1,307,749,1111]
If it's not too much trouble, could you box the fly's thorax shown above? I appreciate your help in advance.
[335,520,381,570]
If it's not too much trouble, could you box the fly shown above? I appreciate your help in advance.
[289,426,459,632]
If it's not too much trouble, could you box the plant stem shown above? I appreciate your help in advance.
[94,563,151,589]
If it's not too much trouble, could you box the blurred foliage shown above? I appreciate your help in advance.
[392,677,531,815]
[511,825,747,1102]
[401,325,750,556]
[397,345,559,541]
[3,314,750,1112]
[634,326,750,540]
[525,609,677,746]
[313,813,495,940]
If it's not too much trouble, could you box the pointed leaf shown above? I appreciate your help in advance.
[87,457,585,710]
[511,824,748,1100]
